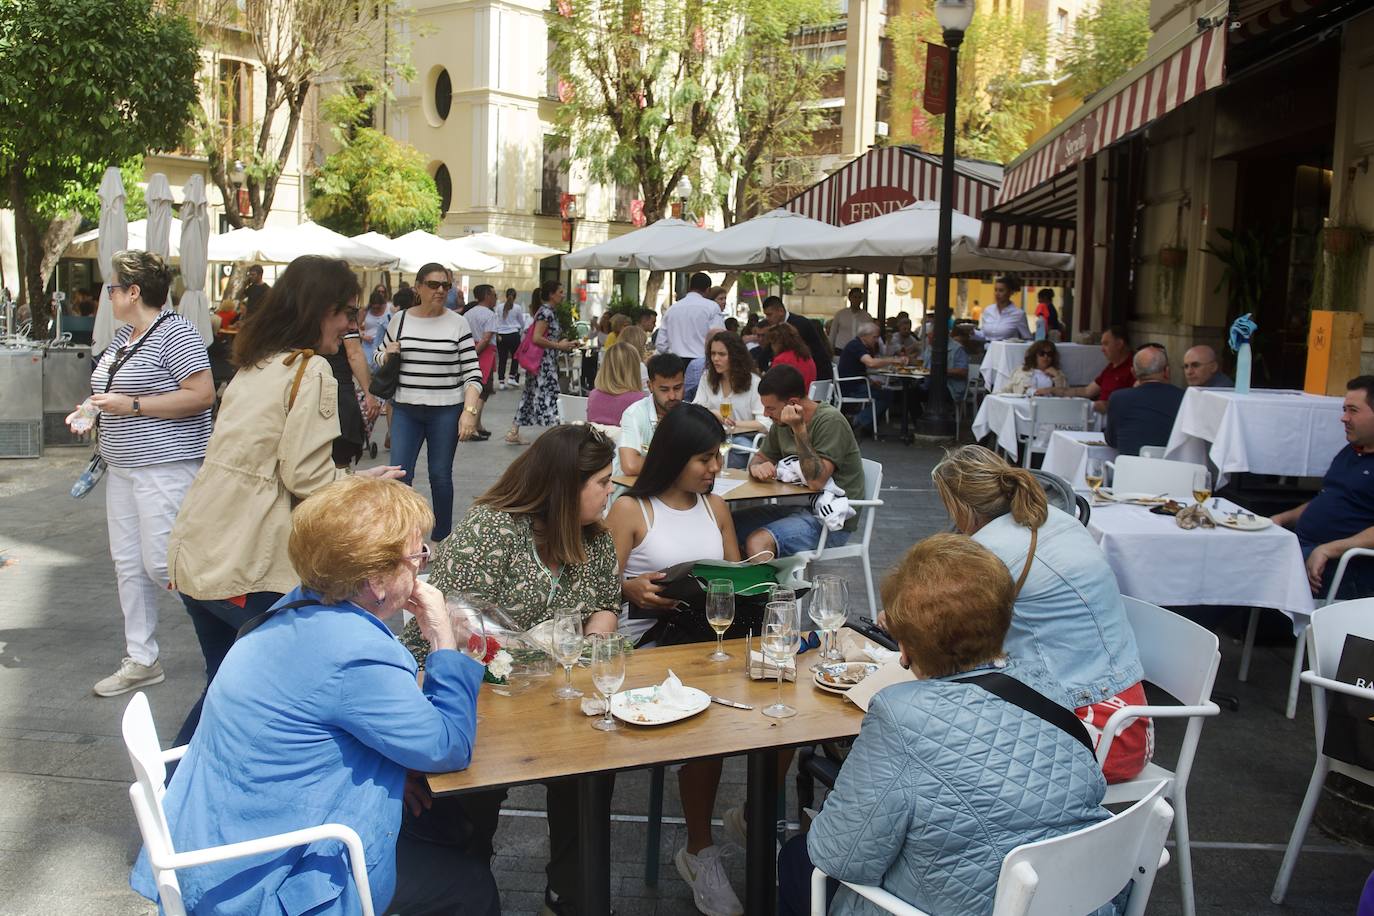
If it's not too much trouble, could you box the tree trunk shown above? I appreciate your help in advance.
[643,271,665,312]
[720,271,740,294]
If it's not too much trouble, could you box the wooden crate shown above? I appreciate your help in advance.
[1305,310,1365,396]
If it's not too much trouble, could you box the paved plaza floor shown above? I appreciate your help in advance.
[0,385,1369,914]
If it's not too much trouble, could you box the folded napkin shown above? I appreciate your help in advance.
[749,651,797,682]
[580,696,607,717]
[776,456,855,532]
[835,630,901,665]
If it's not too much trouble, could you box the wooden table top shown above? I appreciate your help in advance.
[611,467,814,503]
[427,639,864,796]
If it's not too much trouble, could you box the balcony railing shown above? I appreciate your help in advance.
[535,186,567,217]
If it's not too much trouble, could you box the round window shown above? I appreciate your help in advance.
[434,69,452,121]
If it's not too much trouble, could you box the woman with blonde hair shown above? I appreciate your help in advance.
[588,341,647,425]
[931,444,1149,782]
[133,477,495,916]
[605,312,632,348]
[998,339,1068,395]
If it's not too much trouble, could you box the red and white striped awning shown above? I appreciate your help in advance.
[783,146,1001,226]
[979,21,1228,253]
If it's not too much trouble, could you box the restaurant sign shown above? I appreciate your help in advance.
[838,187,916,225]
[1054,116,1097,173]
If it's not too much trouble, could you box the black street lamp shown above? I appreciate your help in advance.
[916,0,975,438]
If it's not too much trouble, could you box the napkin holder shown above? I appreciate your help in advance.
[745,632,796,681]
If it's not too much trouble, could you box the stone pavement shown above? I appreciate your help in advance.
[0,385,1368,914]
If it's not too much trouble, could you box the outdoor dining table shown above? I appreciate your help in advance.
[613,466,815,502]
[426,639,865,914]
[971,393,1100,456]
[979,340,1106,393]
[875,368,928,444]
[1163,387,1345,486]
[1042,430,1118,492]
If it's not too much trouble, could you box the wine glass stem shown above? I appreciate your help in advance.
[776,666,783,705]
[717,633,723,656]
[603,693,613,727]
[565,665,573,689]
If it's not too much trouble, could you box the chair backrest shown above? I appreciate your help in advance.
[1308,598,1374,680]
[1028,396,1092,435]
[992,783,1174,916]
[1028,469,1075,517]
[1119,596,1220,706]
[809,380,834,405]
[1109,455,1206,500]
[857,458,884,543]
[558,394,588,423]
[123,693,188,915]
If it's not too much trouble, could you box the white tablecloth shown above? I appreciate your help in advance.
[1042,430,1118,492]
[972,394,1101,455]
[1163,388,1345,486]
[1089,498,1313,632]
[979,341,1107,392]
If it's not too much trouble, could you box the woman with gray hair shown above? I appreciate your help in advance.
[79,250,215,698]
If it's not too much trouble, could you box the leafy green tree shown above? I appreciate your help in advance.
[888,7,1051,163]
[0,0,200,332]
[1063,0,1151,99]
[307,90,440,236]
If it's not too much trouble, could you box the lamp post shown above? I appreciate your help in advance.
[916,0,974,438]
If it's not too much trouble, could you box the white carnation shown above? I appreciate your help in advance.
[487,649,514,679]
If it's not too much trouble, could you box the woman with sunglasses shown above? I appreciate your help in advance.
[997,339,1068,395]
[82,250,216,699]
[378,262,485,541]
[507,278,579,444]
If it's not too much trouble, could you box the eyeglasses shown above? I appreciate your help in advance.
[106,284,129,296]
[422,280,453,292]
[403,543,431,573]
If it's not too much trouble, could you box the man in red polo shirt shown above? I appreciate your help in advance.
[1041,324,1135,413]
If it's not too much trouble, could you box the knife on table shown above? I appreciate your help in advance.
[710,696,754,710]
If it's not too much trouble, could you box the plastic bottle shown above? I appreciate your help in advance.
[1235,341,1252,394]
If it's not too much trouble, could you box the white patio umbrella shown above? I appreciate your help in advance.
[67,219,183,260]
[207,225,261,263]
[93,166,128,352]
[177,175,212,344]
[642,209,839,271]
[144,174,175,259]
[393,230,502,275]
[456,231,563,259]
[210,221,399,268]
[775,201,1075,276]
[562,218,711,270]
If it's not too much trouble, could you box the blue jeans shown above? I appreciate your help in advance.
[173,591,283,748]
[732,506,851,558]
[855,386,894,432]
[390,401,461,541]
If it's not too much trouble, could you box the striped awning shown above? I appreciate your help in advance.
[783,146,1001,226]
[979,21,1228,253]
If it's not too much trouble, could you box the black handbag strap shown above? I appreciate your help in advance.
[955,671,1095,755]
[235,598,318,641]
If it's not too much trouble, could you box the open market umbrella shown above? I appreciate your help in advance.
[144,174,175,259]
[178,175,212,344]
[456,231,562,259]
[206,225,261,263]
[642,209,838,272]
[67,219,183,260]
[93,167,128,352]
[391,230,502,275]
[209,221,399,268]
[562,218,711,270]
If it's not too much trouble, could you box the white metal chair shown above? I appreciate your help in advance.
[1138,445,1167,458]
[1271,597,1374,904]
[796,458,884,616]
[558,393,588,424]
[1103,454,1207,499]
[122,693,375,916]
[1017,397,1092,468]
[1100,597,1221,916]
[834,375,878,434]
[810,782,1174,916]
[809,380,836,407]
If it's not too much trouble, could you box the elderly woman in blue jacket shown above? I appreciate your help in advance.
[130,476,495,915]
[778,533,1112,916]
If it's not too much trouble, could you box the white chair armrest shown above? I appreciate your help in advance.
[842,880,933,916]
[161,745,189,763]
[1095,702,1220,766]
[153,822,366,872]
[847,499,884,507]
[1300,670,1374,702]
[1327,548,1374,600]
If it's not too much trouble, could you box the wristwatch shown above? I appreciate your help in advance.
[464,405,479,416]
[131,397,142,416]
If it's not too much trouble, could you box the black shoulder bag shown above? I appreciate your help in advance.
[368,309,408,399]
[955,671,1095,754]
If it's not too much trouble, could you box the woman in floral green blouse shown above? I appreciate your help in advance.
[399,423,620,915]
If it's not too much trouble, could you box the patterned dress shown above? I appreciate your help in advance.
[514,305,562,427]
[400,503,620,665]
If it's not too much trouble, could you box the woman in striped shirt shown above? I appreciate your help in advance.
[378,263,484,541]
[85,250,216,698]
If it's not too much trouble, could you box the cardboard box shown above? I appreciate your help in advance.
[1306,310,1365,396]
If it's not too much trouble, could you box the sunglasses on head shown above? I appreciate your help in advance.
[422,279,453,292]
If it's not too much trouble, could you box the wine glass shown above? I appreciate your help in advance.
[446,593,489,663]
[550,609,584,699]
[808,575,848,665]
[705,579,735,661]
[1084,457,1105,493]
[588,633,626,732]
[1193,468,1213,507]
[761,600,800,719]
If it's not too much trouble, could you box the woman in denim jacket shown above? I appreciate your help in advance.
[932,444,1149,782]
[778,534,1112,915]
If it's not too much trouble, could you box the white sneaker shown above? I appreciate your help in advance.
[93,657,165,697]
[675,845,744,916]
[722,806,748,849]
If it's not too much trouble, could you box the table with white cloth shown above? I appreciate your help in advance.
[1163,388,1345,486]
[979,341,1107,393]
[971,394,1101,456]
[1042,430,1119,492]
[1088,497,1314,634]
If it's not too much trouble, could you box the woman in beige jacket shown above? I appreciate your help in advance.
[166,256,401,746]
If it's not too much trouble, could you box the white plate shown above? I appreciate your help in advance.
[1218,513,1273,531]
[610,685,711,726]
[813,662,881,695]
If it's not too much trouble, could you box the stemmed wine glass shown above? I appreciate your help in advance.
[705,579,735,661]
[1084,457,1105,493]
[589,633,626,732]
[1192,468,1213,507]
[551,608,584,699]
[446,593,488,662]
[761,599,800,719]
[808,575,848,666]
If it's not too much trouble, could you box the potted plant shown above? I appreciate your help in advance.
[1323,225,1364,255]
[1312,225,1370,312]
[1158,244,1187,269]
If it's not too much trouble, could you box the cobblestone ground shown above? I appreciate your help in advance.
[0,386,1367,914]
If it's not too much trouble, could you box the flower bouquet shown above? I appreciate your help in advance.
[448,593,555,696]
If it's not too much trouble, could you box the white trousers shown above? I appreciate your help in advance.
[105,459,201,665]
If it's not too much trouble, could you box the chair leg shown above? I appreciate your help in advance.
[862,549,878,619]
[1286,628,1306,720]
[1238,607,1260,682]
[1271,757,1330,904]
[1172,786,1196,916]
[644,766,665,886]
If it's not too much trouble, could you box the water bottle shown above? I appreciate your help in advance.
[71,455,105,499]
[1234,342,1252,394]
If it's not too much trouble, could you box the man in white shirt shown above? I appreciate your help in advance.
[618,353,687,475]
[463,284,499,440]
[828,287,876,352]
[656,272,725,359]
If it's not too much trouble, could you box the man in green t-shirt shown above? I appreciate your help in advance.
[734,364,867,557]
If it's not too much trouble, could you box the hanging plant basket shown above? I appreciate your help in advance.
[1324,226,1364,255]
[1158,245,1187,269]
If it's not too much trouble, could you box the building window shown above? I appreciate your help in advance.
[613,182,636,222]
[546,38,560,100]
[433,164,452,214]
[538,136,569,216]
[217,60,253,144]
[434,69,452,122]
[1057,9,1069,34]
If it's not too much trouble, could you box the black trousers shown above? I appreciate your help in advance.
[496,332,522,381]
[388,830,500,915]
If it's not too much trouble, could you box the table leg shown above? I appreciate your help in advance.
[898,380,913,444]
[577,772,612,914]
[746,749,780,914]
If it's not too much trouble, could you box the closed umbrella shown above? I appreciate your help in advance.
[178,175,212,344]
[643,209,837,271]
[93,166,128,353]
[562,218,711,270]
[144,174,175,259]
